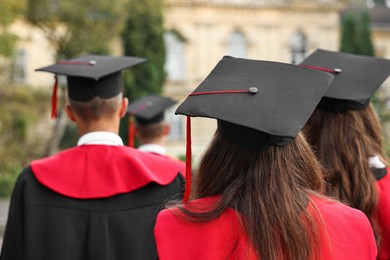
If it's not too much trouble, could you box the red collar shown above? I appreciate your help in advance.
[31,145,185,199]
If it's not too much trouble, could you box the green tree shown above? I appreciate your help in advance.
[27,0,127,58]
[340,12,359,54]
[0,86,50,197]
[0,0,26,57]
[356,11,374,56]
[119,0,166,144]
[340,10,374,56]
[26,0,129,155]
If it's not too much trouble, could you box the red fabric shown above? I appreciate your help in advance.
[155,195,377,260]
[312,195,377,260]
[51,76,58,119]
[375,169,390,260]
[299,64,340,73]
[184,116,192,203]
[31,145,185,199]
[155,196,256,259]
[128,116,135,147]
[189,90,250,96]
[147,152,186,179]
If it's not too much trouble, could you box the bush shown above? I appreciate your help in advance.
[0,84,50,197]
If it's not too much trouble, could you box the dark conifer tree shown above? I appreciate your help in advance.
[120,0,166,144]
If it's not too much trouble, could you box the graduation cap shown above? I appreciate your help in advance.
[176,56,334,202]
[36,55,146,118]
[300,49,390,112]
[126,95,177,147]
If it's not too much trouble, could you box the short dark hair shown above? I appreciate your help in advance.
[136,122,165,142]
[69,94,122,122]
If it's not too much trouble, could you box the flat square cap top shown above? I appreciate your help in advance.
[36,55,146,102]
[36,55,146,80]
[176,56,334,139]
[127,95,177,125]
[300,49,390,104]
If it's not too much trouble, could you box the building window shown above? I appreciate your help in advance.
[164,30,185,80]
[12,49,27,84]
[227,30,247,58]
[290,31,307,64]
[166,106,184,141]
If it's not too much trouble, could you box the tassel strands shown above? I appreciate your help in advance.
[51,76,58,119]
[183,116,192,203]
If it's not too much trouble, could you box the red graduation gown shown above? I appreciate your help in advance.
[154,195,377,259]
[376,169,390,260]
[1,145,185,260]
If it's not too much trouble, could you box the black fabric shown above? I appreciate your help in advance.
[217,120,293,150]
[176,56,334,148]
[300,49,390,110]
[136,113,165,126]
[0,167,184,260]
[316,97,370,113]
[372,167,387,181]
[36,55,146,80]
[127,95,177,126]
[36,55,146,102]
[67,72,122,101]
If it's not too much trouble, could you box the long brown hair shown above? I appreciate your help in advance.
[304,103,387,234]
[177,131,325,260]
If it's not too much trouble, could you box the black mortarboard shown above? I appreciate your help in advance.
[176,56,334,151]
[177,56,334,203]
[36,55,146,118]
[300,49,390,112]
[127,95,177,126]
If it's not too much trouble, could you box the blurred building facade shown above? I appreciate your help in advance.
[163,0,343,159]
[5,0,390,160]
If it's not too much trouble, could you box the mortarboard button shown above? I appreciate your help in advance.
[249,87,258,94]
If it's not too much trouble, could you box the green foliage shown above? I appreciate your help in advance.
[121,0,166,100]
[119,0,166,144]
[0,85,50,197]
[0,164,20,197]
[0,0,26,57]
[357,11,374,56]
[0,32,18,57]
[27,0,127,58]
[340,10,374,56]
[340,12,358,54]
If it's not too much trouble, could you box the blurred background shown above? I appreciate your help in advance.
[1,0,390,201]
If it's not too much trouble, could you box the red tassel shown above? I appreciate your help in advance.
[299,64,342,74]
[128,116,135,147]
[183,116,192,203]
[51,76,58,119]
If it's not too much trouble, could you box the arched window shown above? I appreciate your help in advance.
[290,31,307,64]
[227,30,247,58]
[164,30,185,80]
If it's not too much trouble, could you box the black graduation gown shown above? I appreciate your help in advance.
[0,145,185,260]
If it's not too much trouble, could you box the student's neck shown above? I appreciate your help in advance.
[77,120,119,137]
[140,137,165,146]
